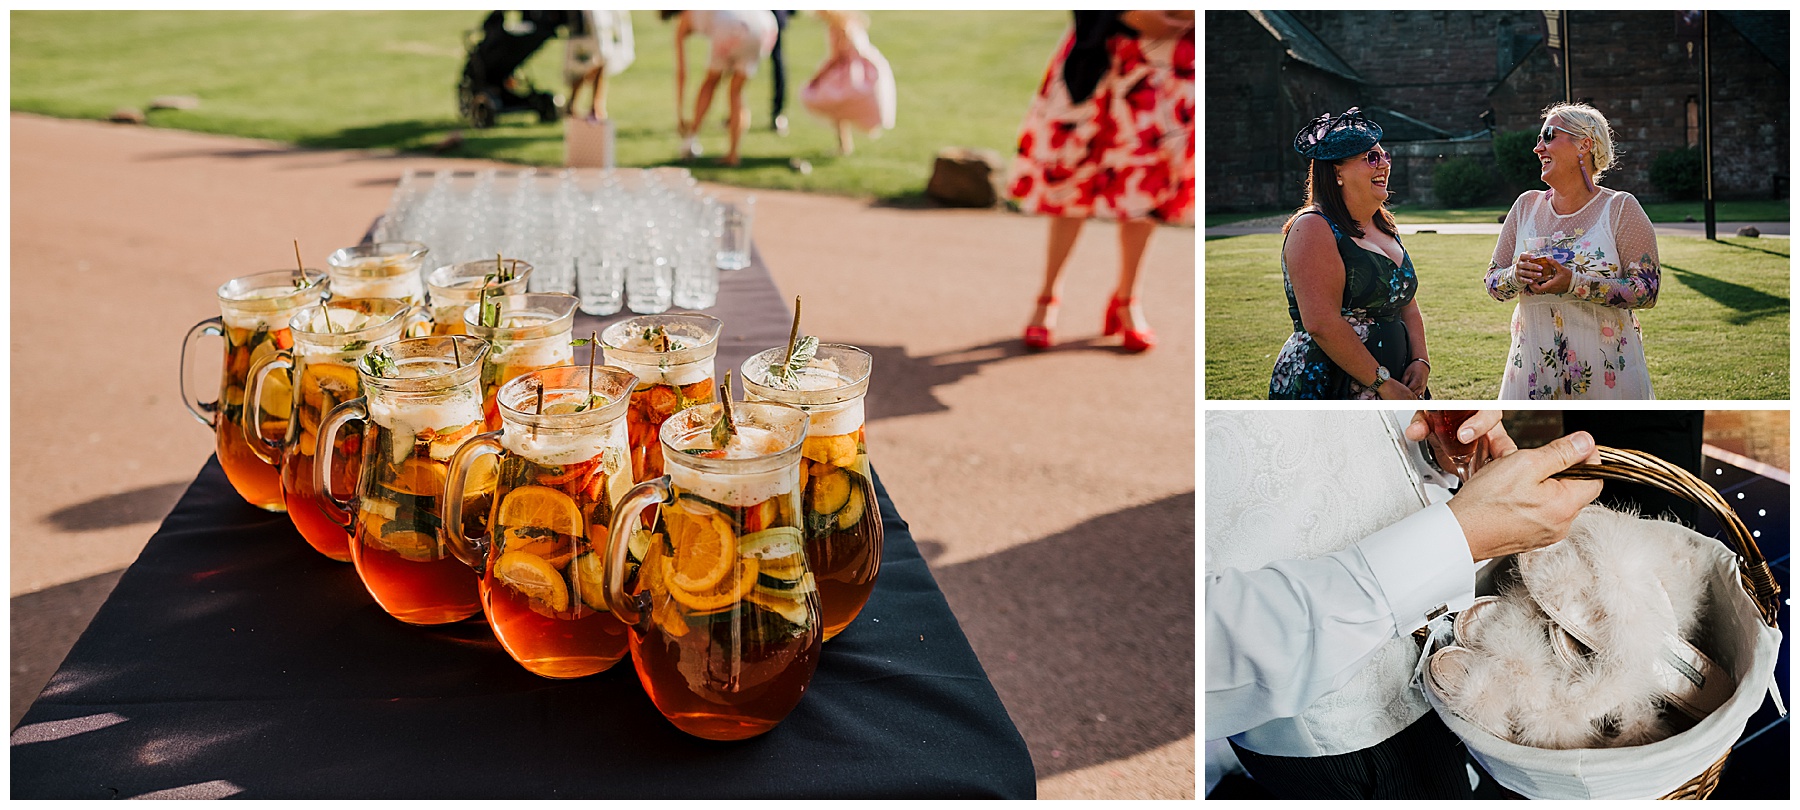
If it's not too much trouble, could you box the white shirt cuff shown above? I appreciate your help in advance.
[1354,501,1475,633]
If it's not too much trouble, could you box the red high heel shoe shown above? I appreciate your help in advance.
[1023,295,1058,350]
[1105,297,1156,353]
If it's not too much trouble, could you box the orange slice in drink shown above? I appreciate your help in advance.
[465,453,499,496]
[496,485,584,539]
[667,511,736,593]
[665,554,759,613]
[377,529,438,562]
[494,550,570,612]
[305,362,360,403]
[389,458,446,497]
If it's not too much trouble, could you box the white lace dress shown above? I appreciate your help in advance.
[1485,188,1660,399]
[1206,411,1447,755]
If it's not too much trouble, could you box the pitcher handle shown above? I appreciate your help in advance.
[442,432,504,572]
[605,475,673,627]
[315,396,369,531]
[243,349,294,466]
[180,316,225,428]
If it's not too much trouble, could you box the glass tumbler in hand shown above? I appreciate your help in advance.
[1425,410,1491,482]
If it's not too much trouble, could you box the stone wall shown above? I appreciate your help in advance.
[1204,11,1788,211]
[1205,11,1360,210]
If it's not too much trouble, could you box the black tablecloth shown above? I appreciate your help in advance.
[11,251,1035,799]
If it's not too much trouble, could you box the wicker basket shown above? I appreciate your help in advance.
[1433,446,1782,800]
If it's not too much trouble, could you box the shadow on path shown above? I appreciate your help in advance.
[922,491,1196,779]
[11,569,127,729]
[862,336,1136,422]
[1666,263,1790,325]
[42,481,191,533]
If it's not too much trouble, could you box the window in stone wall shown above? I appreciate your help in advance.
[1686,96,1700,148]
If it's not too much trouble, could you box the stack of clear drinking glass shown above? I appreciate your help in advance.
[376,167,735,316]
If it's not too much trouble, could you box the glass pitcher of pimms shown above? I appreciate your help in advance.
[425,259,533,336]
[600,313,722,484]
[326,241,430,308]
[243,298,415,561]
[605,400,821,741]
[465,292,579,430]
[314,336,490,625]
[180,268,328,511]
[742,343,880,640]
[441,365,639,678]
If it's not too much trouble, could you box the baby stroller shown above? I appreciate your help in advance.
[458,11,566,128]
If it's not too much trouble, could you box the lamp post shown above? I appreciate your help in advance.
[1702,10,1716,240]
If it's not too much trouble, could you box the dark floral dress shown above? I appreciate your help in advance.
[1269,211,1421,399]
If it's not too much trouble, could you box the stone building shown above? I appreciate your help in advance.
[1205,10,1789,211]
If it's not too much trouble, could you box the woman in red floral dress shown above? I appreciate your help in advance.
[1010,10,1194,353]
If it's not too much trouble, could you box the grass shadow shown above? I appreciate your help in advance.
[1666,262,1790,325]
[1713,239,1794,261]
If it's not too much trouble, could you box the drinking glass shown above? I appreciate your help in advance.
[717,195,755,271]
[672,210,719,310]
[464,292,580,430]
[626,217,674,314]
[605,400,820,740]
[600,313,722,484]
[742,344,880,640]
[180,269,329,511]
[442,365,639,678]
[245,298,416,560]
[1426,410,1488,481]
[425,259,534,336]
[315,336,490,625]
[326,241,430,308]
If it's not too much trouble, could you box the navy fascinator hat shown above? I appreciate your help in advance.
[1293,107,1383,161]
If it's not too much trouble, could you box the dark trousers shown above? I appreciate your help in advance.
[1229,711,1473,799]
[770,10,791,119]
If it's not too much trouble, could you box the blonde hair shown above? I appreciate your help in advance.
[1542,102,1621,183]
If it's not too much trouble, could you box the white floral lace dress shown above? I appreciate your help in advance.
[1485,188,1660,399]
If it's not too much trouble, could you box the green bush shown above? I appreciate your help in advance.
[1650,147,1704,200]
[1492,129,1542,191]
[1432,157,1497,208]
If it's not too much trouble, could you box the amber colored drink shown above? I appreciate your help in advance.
[348,416,483,625]
[218,323,294,511]
[282,360,364,560]
[627,379,716,482]
[481,451,632,677]
[798,427,881,640]
[632,484,821,740]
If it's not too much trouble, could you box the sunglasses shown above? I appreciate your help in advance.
[1538,124,1581,144]
[1355,147,1390,167]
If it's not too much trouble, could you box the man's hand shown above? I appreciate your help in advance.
[1445,430,1603,561]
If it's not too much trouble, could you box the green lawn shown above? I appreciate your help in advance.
[11,10,1068,200]
[1205,234,1789,399]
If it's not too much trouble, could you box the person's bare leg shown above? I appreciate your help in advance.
[1113,218,1156,333]
[837,120,854,155]
[589,67,608,119]
[1029,215,1085,332]
[691,70,723,138]
[725,72,750,166]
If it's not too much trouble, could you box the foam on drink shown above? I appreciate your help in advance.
[666,425,798,506]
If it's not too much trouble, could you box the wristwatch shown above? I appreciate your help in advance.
[1369,365,1391,389]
